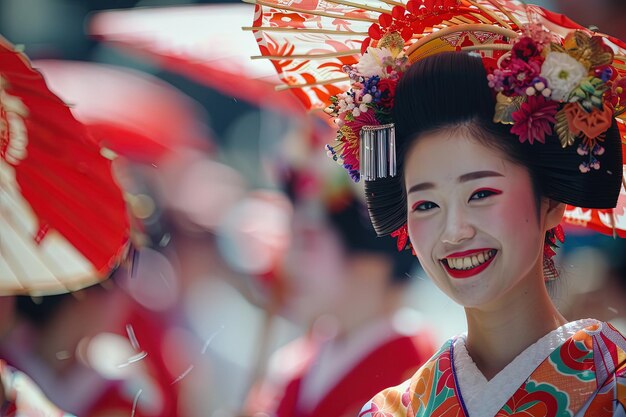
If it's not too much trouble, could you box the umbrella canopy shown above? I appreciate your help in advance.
[34,59,211,164]
[88,3,306,115]
[0,37,130,295]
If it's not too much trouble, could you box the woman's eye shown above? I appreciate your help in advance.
[412,201,439,212]
[469,188,502,201]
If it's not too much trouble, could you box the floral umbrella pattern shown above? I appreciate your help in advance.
[0,37,130,295]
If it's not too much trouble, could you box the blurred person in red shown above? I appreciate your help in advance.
[0,277,181,417]
[244,169,436,417]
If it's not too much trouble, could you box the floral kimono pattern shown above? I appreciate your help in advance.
[360,322,626,417]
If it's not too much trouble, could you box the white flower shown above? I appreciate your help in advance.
[356,47,392,77]
[540,52,587,102]
[362,94,373,104]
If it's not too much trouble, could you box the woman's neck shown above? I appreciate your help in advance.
[464,263,567,380]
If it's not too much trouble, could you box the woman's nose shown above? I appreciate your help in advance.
[441,206,476,245]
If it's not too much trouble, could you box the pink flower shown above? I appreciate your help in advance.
[505,57,542,95]
[510,96,559,144]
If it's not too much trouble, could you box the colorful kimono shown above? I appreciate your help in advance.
[359,319,626,417]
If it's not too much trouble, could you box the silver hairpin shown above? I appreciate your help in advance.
[359,123,397,181]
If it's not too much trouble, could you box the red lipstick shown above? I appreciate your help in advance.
[441,249,497,279]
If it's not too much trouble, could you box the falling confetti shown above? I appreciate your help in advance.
[131,389,143,417]
[608,307,619,314]
[159,233,171,247]
[118,351,148,368]
[171,365,194,385]
[126,324,140,351]
[202,325,225,355]
[56,351,71,360]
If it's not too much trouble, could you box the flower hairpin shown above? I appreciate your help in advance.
[325,33,410,182]
[487,26,626,173]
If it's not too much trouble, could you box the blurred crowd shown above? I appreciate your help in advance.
[0,0,625,416]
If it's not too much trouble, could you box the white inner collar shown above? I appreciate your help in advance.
[453,318,599,417]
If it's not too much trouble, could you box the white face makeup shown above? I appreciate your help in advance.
[404,129,548,309]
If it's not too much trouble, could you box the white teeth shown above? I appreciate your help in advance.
[444,250,496,271]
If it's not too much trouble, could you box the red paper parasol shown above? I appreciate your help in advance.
[33,60,211,164]
[247,0,626,238]
[88,4,307,115]
[0,37,130,295]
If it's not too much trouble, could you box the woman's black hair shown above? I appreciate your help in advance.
[365,51,623,237]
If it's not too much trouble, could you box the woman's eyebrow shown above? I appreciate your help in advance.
[407,182,435,194]
[408,171,503,194]
[458,170,504,183]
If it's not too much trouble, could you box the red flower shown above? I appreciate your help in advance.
[512,36,542,61]
[269,12,306,29]
[510,96,559,144]
[377,78,398,108]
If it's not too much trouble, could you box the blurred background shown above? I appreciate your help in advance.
[1,0,625,416]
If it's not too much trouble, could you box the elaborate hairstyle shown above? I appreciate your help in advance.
[250,0,626,250]
[365,51,623,237]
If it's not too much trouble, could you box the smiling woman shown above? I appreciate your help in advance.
[250,0,626,415]
[356,48,626,417]
[358,41,626,417]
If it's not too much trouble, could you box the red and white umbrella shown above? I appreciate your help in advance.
[0,37,130,295]
[34,60,211,164]
[88,3,307,115]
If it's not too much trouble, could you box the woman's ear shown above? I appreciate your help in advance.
[544,198,566,231]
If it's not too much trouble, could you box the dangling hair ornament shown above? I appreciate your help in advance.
[325,32,408,182]
[543,225,565,281]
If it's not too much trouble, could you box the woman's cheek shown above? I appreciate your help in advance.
[407,216,436,257]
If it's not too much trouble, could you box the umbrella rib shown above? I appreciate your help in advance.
[275,76,350,90]
[252,50,360,60]
[406,23,518,57]
[465,0,512,29]
[322,0,390,14]
[484,0,523,28]
[242,0,378,22]
[461,44,513,52]
[378,0,405,6]
[243,26,368,36]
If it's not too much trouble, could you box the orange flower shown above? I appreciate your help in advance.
[564,102,614,139]
[269,12,306,29]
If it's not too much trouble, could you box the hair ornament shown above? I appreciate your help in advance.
[487,27,626,173]
[249,0,626,247]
